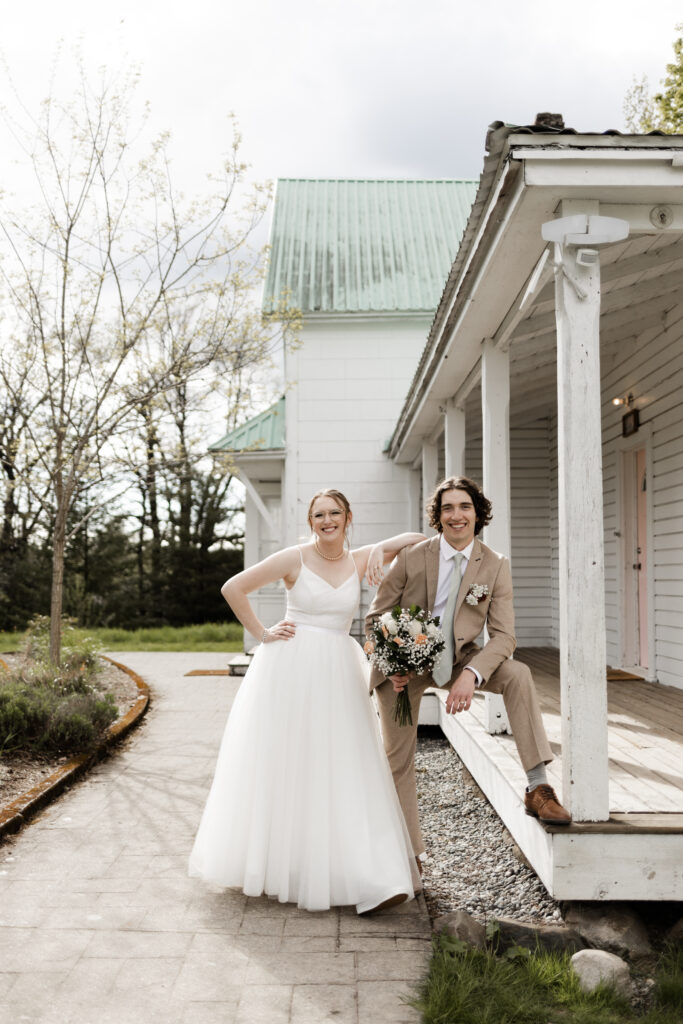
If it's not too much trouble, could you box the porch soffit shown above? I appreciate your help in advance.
[443,231,683,432]
[389,123,683,464]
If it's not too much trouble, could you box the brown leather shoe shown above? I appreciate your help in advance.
[524,784,571,825]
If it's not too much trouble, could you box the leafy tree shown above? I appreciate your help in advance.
[624,24,683,133]
[0,58,298,660]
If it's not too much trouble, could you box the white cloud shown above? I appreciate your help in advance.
[2,0,680,202]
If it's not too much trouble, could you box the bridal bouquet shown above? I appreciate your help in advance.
[364,606,445,726]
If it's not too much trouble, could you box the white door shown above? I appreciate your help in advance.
[620,445,649,672]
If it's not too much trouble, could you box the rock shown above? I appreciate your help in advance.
[564,903,652,958]
[434,910,486,949]
[665,916,683,946]
[491,916,586,954]
[571,949,631,998]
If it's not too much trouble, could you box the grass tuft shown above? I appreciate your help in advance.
[410,933,651,1024]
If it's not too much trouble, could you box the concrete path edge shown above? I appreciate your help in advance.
[0,656,150,840]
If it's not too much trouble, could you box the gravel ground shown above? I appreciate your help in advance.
[416,727,562,924]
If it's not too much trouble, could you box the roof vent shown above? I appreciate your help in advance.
[535,112,565,130]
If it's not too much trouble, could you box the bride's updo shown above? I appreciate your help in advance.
[307,489,352,529]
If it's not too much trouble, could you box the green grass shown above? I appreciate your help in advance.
[0,622,244,654]
[410,935,683,1024]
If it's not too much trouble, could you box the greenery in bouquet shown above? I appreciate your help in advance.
[365,605,445,726]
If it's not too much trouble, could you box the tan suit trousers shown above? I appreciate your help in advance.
[375,656,553,856]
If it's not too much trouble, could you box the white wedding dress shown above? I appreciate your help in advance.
[188,551,420,913]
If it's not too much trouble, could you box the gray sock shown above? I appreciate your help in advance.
[525,763,548,792]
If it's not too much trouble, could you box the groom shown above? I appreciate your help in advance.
[365,476,571,861]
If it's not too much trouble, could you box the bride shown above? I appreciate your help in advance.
[188,488,424,914]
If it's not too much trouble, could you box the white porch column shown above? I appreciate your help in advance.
[421,442,439,531]
[407,467,422,532]
[480,340,512,734]
[554,231,609,822]
[444,399,466,479]
[481,339,511,559]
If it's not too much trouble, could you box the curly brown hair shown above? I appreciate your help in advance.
[426,477,493,535]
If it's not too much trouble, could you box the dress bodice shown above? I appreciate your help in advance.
[286,556,360,634]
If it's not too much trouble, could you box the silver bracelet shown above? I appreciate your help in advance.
[261,628,269,643]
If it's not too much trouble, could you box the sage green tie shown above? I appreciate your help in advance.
[432,551,464,686]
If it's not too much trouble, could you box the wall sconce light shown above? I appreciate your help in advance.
[612,393,634,408]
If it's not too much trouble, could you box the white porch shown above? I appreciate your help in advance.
[389,119,683,896]
[420,648,683,901]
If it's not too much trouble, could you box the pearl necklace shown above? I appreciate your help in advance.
[314,537,346,561]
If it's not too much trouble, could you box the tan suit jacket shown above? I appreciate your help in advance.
[364,534,516,691]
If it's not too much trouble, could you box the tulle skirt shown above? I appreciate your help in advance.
[188,626,419,912]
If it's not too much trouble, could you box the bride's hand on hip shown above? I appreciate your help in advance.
[263,620,297,643]
[365,544,385,586]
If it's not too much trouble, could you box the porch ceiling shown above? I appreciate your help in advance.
[502,231,683,426]
[389,126,683,462]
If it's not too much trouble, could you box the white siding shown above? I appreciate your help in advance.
[465,434,482,482]
[510,422,554,645]
[549,414,560,646]
[601,303,683,689]
[465,421,555,645]
[285,313,431,635]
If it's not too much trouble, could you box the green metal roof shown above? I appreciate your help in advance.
[263,179,478,315]
[210,397,285,453]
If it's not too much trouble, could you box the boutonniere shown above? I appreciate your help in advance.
[465,583,489,606]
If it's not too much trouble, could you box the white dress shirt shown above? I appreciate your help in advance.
[433,534,482,686]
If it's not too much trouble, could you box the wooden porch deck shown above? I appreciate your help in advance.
[421,647,683,901]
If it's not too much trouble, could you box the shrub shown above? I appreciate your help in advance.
[0,678,118,755]
[21,615,103,693]
[0,617,117,755]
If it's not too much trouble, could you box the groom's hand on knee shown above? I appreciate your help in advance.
[445,671,476,714]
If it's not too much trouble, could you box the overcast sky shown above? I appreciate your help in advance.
[3,0,681,202]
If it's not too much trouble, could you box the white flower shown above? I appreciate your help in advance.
[465,583,489,606]
[426,622,440,638]
[380,612,399,634]
[407,619,423,638]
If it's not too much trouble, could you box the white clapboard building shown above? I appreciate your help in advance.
[214,132,683,902]
[211,178,477,644]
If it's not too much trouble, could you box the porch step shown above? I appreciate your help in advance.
[227,652,254,676]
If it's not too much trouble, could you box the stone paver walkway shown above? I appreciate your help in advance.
[0,652,431,1024]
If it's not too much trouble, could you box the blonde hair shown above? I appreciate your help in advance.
[307,489,352,530]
